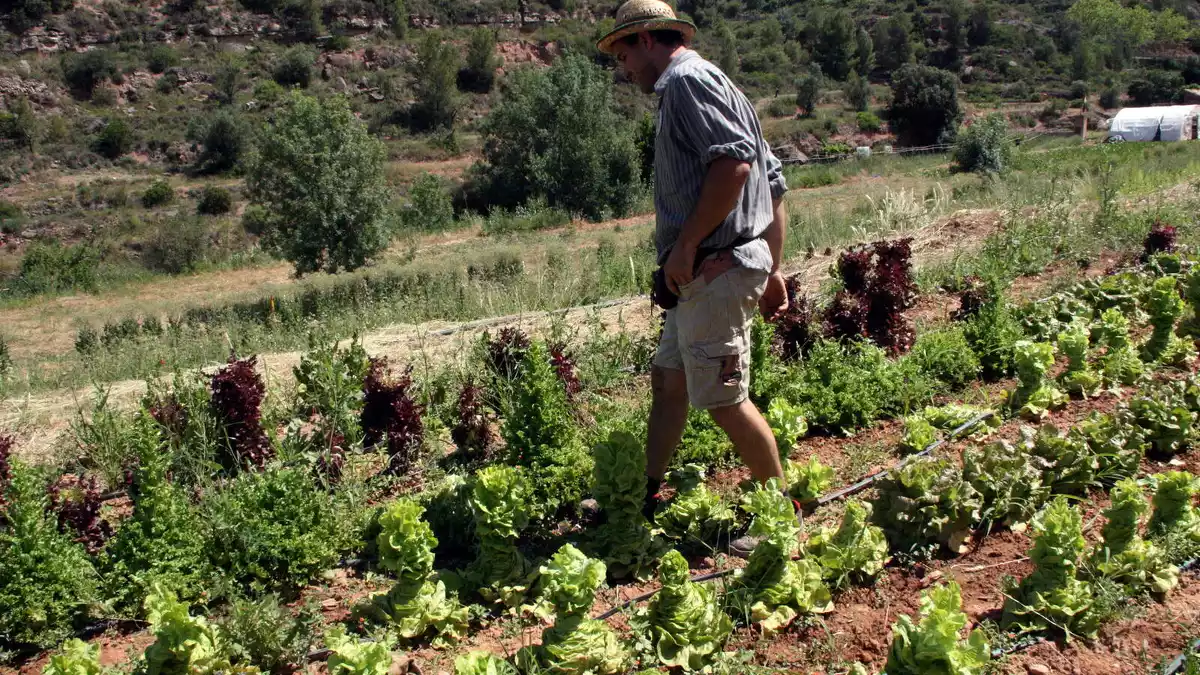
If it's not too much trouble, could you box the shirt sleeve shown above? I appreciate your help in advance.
[765,148,789,200]
[664,71,759,166]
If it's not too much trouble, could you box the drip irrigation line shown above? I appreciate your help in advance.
[816,411,996,507]
[1163,638,1200,675]
[594,569,736,621]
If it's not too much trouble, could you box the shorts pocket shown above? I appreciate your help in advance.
[689,336,746,389]
[678,275,709,303]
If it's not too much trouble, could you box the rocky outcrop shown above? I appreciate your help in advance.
[0,73,60,109]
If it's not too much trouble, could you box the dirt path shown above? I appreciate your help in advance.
[0,208,999,463]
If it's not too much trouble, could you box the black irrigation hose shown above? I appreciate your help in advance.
[1163,638,1200,675]
[593,569,736,622]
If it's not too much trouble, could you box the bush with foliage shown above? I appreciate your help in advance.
[197,186,233,216]
[631,549,732,672]
[246,92,390,275]
[461,465,535,608]
[1007,341,1067,420]
[210,356,273,471]
[806,500,889,589]
[272,46,314,88]
[189,110,248,175]
[146,45,179,74]
[472,53,641,221]
[144,216,210,275]
[872,456,982,556]
[953,113,1014,174]
[61,50,115,98]
[909,326,981,390]
[399,172,455,232]
[795,65,822,117]
[728,481,832,633]
[1002,497,1100,638]
[846,72,871,112]
[855,110,882,132]
[0,457,100,649]
[962,439,1050,529]
[219,594,320,674]
[1127,70,1184,106]
[501,343,590,516]
[141,180,174,209]
[93,117,133,159]
[654,464,737,545]
[355,499,469,646]
[885,581,989,675]
[294,338,369,449]
[1057,320,1102,398]
[520,544,628,674]
[15,241,100,296]
[103,413,212,612]
[205,467,346,593]
[1096,308,1145,386]
[1091,478,1178,595]
[360,358,425,476]
[888,64,962,146]
[1141,276,1195,367]
[589,429,662,580]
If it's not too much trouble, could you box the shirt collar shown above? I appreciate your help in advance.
[654,48,699,96]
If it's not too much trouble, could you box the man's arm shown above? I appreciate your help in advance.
[764,196,786,273]
[662,155,751,293]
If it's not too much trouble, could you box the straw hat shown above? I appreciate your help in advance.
[596,0,696,55]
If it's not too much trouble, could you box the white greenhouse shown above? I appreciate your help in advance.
[1108,105,1200,142]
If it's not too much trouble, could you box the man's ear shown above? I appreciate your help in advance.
[639,31,655,50]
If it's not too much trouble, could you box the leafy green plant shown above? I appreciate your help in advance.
[520,544,629,674]
[1026,423,1099,495]
[103,413,212,613]
[1141,276,1196,368]
[204,467,347,594]
[0,459,100,649]
[898,415,937,455]
[400,172,455,232]
[197,186,234,216]
[920,404,1000,438]
[1097,308,1145,386]
[632,549,732,672]
[953,112,1014,175]
[1127,380,1197,456]
[962,439,1050,529]
[1002,497,1100,638]
[909,326,981,391]
[805,500,889,589]
[453,652,518,675]
[219,594,320,675]
[885,581,989,675]
[1091,478,1178,595]
[93,117,133,159]
[137,584,236,675]
[43,638,113,675]
[354,499,468,646]
[293,337,370,448]
[1057,320,1102,398]
[1181,265,1200,338]
[501,342,591,517]
[1074,411,1146,486]
[589,429,662,580]
[461,465,535,608]
[1147,471,1200,548]
[1008,340,1067,420]
[141,180,174,209]
[872,456,982,556]
[765,398,807,458]
[783,454,835,504]
[655,464,737,545]
[324,625,393,675]
[962,285,1023,380]
[728,480,832,633]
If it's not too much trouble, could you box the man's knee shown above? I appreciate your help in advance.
[651,364,687,400]
[706,397,755,427]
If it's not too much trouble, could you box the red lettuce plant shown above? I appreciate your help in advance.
[360,358,425,476]
[824,290,869,342]
[315,433,347,486]
[952,275,990,322]
[549,342,583,398]
[824,238,918,354]
[486,327,531,380]
[451,383,495,460]
[1142,222,1178,261]
[148,393,189,446]
[775,276,818,361]
[0,434,12,516]
[837,245,874,295]
[48,474,112,554]
[210,356,273,471]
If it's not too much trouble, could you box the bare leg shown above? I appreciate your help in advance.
[646,365,689,481]
[708,399,785,484]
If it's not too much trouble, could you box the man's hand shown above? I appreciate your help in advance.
[759,270,789,321]
[663,242,697,295]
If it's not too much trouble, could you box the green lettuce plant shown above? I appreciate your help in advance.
[1091,479,1178,595]
[1181,265,1200,338]
[632,549,732,671]
[898,415,937,455]
[920,404,999,436]
[1097,308,1145,387]
[453,652,518,675]
[765,398,808,458]
[1007,340,1066,420]
[589,429,663,580]
[324,626,393,675]
[43,639,112,675]
[871,456,982,556]
[1057,321,1102,398]
[784,454,835,505]
[1127,381,1197,456]
[805,500,889,589]
[520,544,629,675]
[138,584,241,675]
[355,499,469,646]
[462,465,535,608]
[1002,497,1099,639]
[728,480,832,633]
[293,337,370,447]
[962,439,1050,530]
[1074,411,1147,486]
[885,581,989,675]
[655,464,737,544]
[1147,471,1200,547]
[1141,276,1196,368]
[1025,423,1099,495]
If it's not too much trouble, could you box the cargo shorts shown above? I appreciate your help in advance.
[653,251,768,410]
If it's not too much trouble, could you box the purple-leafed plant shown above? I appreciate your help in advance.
[48,474,112,555]
[824,290,869,342]
[360,357,425,476]
[487,327,531,379]
[824,238,918,355]
[837,245,874,295]
[952,275,989,322]
[451,383,495,460]
[210,356,274,471]
[776,276,818,361]
[549,342,583,398]
[1142,221,1178,261]
[0,434,12,516]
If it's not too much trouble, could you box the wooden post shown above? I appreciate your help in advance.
[1081,116,1088,140]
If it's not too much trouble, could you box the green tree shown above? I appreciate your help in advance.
[872,15,913,75]
[1,98,37,150]
[409,32,460,131]
[93,117,133,159]
[953,113,1014,174]
[459,28,498,93]
[796,64,822,117]
[377,0,406,36]
[716,20,739,76]
[888,64,961,147]
[845,71,870,112]
[854,26,874,76]
[812,9,856,81]
[1127,71,1184,105]
[245,92,390,275]
[214,56,243,106]
[61,50,115,99]
[187,108,248,175]
[968,3,992,46]
[273,46,315,89]
[944,0,967,62]
[474,53,641,221]
[400,173,455,232]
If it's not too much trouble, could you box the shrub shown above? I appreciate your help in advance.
[855,110,882,132]
[408,32,460,131]
[795,65,822,117]
[197,186,233,216]
[188,109,248,175]
[205,467,347,593]
[953,113,1014,174]
[399,172,455,232]
[1068,80,1088,101]
[845,71,870,111]
[141,180,174,208]
[16,241,100,295]
[0,458,101,649]
[246,92,390,275]
[888,64,962,146]
[219,594,321,674]
[273,46,315,89]
[146,44,179,74]
[458,28,498,93]
[1127,71,1184,106]
[472,53,641,221]
[909,326,981,390]
[61,50,115,98]
[1099,86,1120,109]
[93,117,133,159]
[144,215,210,274]
[0,97,37,150]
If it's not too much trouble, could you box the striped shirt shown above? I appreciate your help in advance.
[653,49,787,272]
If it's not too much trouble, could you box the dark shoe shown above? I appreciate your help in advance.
[729,534,762,559]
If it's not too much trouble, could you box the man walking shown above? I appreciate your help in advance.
[597,0,794,548]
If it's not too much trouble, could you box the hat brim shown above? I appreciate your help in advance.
[596,18,696,55]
